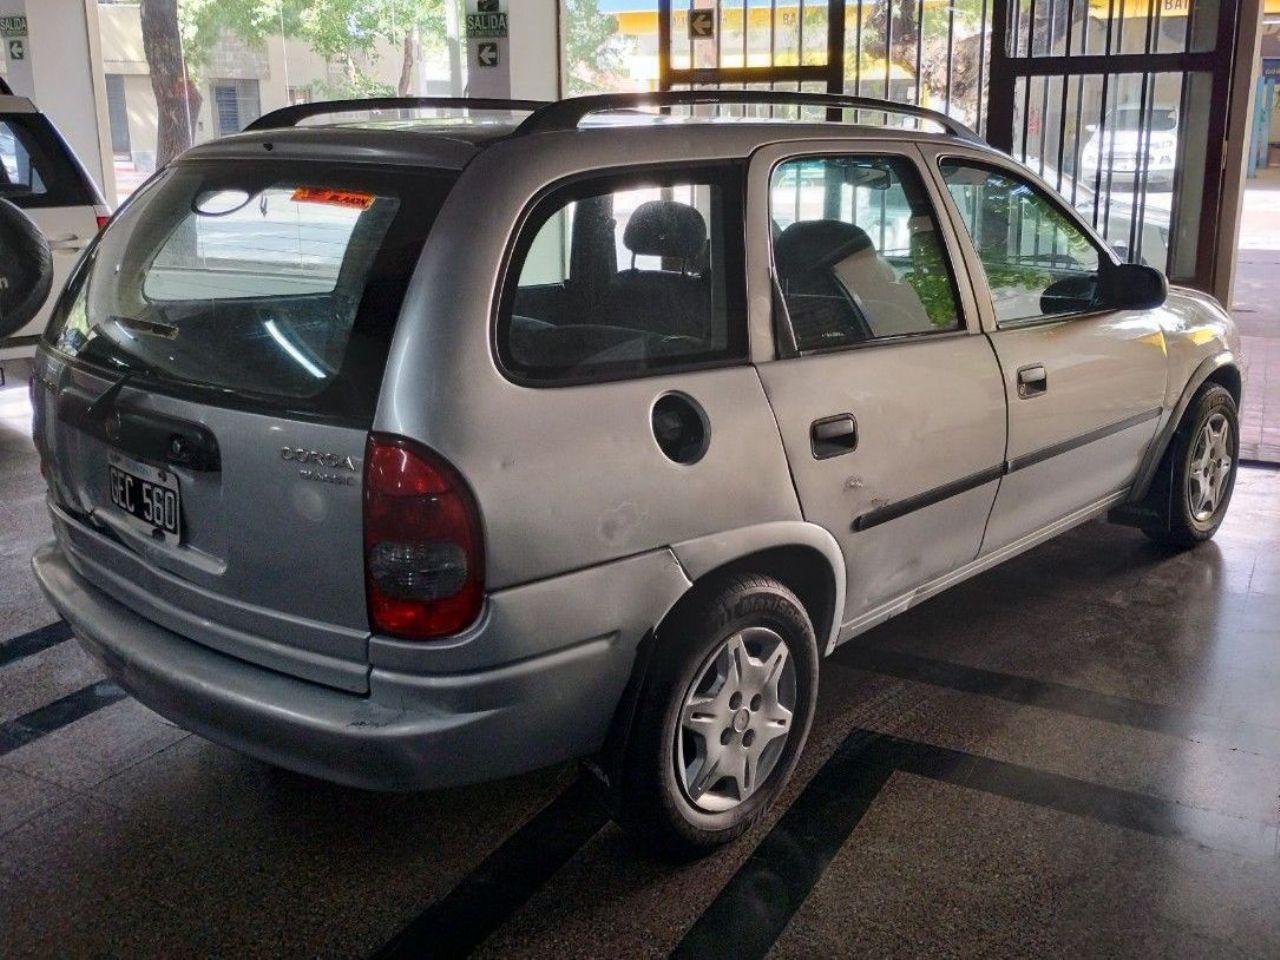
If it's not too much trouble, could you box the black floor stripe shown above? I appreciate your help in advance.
[836,646,1200,738]
[672,727,1275,960]
[0,680,126,756]
[0,620,74,669]
[370,776,611,960]
[672,729,896,960]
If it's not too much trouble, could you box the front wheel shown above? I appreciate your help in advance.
[1146,383,1238,548]
[615,574,819,858]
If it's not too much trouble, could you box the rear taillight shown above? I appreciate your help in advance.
[96,215,110,231]
[363,434,484,639]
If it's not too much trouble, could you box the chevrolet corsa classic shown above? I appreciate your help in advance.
[29,92,1242,856]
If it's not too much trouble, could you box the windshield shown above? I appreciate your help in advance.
[46,160,455,421]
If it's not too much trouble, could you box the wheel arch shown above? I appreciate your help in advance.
[585,522,846,804]
[667,521,846,655]
[1128,351,1240,503]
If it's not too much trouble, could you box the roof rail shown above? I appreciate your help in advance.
[514,91,983,143]
[0,76,12,96]
[245,96,549,132]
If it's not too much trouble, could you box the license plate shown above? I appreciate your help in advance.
[107,453,181,545]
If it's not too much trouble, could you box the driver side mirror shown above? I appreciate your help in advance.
[1098,261,1168,311]
[0,197,54,339]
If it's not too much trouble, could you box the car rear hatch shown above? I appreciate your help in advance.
[32,158,455,692]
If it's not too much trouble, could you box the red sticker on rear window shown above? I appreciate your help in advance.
[290,187,375,210]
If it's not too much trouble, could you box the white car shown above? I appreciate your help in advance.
[1079,104,1178,191]
[0,83,109,368]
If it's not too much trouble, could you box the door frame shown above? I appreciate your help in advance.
[985,0,1242,295]
[745,137,990,360]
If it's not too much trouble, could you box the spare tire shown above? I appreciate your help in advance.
[0,196,53,338]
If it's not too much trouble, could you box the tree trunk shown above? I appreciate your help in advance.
[398,26,420,97]
[140,0,200,168]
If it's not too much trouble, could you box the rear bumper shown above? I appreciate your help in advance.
[32,541,690,791]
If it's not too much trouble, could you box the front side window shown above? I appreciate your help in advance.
[500,168,745,382]
[769,155,962,352]
[940,161,1104,325]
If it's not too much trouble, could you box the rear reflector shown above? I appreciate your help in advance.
[364,434,484,639]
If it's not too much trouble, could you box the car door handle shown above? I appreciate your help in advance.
[811,414,858,459]
[1017,364,1048,398]
[48,234,86,252]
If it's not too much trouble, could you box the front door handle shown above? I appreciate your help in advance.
[1017,364,1048,398]
[811,414,858,459]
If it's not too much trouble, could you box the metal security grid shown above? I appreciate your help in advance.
[657,1,994,133]
[987,0,1240,288]
[659,0,846,112]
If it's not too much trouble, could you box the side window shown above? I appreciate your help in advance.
[500,169,745,382]
[769,154,962,352]
[940,161,1103,325]
[0,118,49,202]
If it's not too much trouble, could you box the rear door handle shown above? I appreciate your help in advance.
[1017,364,1048,398]
[811,414,858,459]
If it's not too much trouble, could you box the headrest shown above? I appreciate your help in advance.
[622,200,707,261]
[774,220,874,275]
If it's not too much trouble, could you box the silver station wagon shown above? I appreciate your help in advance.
[29,92,1242,855]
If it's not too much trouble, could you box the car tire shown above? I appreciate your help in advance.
[1145,383,1238,549]
[615,573,818,859]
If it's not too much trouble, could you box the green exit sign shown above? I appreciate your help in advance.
[0,16,28,39]
[465,12,507,38]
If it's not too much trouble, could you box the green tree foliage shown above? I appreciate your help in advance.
[561,0,626,94]
[142,0,446,164]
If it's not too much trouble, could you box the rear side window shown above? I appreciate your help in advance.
[0,113,94,208]
[46,161,454,422]
[770,154,962,352]
[498,166,746,383]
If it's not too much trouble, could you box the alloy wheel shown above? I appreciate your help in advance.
[675,626,796,813]
[1186,411,1233,523]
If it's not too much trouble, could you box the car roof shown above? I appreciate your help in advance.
[190,120,991,173]
[177,93,1002,173]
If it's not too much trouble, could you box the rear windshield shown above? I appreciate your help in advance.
[0,112,96,209]
[46,161,454,422]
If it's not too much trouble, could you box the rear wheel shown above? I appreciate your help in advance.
[615,574,818,858]
[1146,383,1238,548]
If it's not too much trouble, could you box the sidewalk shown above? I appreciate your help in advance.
[1231,167,1280,463]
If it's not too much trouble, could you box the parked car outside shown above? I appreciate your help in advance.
[29,92,1242,856]
[1078,103,1179,192]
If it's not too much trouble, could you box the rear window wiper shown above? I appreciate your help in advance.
[76,322,164,379]
[85,368,133,420]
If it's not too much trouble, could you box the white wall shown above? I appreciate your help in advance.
[466,0,558,100]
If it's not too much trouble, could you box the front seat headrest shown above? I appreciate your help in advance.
[774,220,874,276]
[622,200,707,262]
